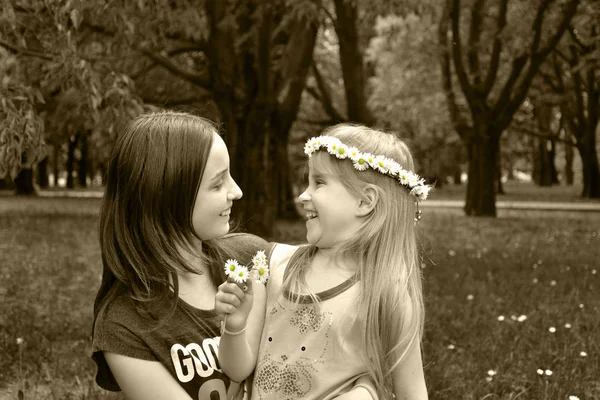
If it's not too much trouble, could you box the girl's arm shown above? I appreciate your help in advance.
[392,303,428,400]
[105,352,193,400]
[392,340,428,399]
[333,375,379,399]
[216,278,267,382]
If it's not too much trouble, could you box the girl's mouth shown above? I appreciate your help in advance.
[306,211,318,220]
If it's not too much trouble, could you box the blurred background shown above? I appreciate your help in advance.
[1,0,599,399]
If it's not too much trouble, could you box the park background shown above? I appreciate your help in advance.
[1,0,599,399]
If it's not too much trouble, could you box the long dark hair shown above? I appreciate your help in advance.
[93,111,228,325]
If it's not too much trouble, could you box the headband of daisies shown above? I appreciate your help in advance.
[304,135,431,201]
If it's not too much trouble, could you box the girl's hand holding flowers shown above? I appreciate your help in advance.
[215,251,270,333]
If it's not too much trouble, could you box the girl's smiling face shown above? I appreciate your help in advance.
[192,134,242,240]
[298,158,363,249]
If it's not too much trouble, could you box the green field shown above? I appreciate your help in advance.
[1,194,599,399]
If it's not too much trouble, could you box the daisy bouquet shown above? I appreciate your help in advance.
[223,250,270,287]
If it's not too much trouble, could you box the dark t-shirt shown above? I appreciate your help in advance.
[92,233,272,400]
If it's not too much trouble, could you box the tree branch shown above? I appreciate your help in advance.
[141,93,213,106]
[297,117,339,127]
[569,25,591,52]
[536,0,579,57]
[511,125,576,146]
[130,43,207,80]
[0,38,53,60]
[450,0,476,107]
[310,63,346,122]
[481,0,507,95]
[439,0,471,140]
[139,48,212,90]
[529,0,553,55]
[467,0,485,86]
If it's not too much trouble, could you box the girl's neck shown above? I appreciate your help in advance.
[174,241,217,310]
[312,247,357,273]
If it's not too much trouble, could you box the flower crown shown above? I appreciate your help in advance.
[223,250,270,285]
[304,135,431,201]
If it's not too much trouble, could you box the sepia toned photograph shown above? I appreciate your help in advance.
[1,0,599,399]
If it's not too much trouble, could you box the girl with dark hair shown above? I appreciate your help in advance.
[92,111,270,399]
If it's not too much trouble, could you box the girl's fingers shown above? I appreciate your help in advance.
[218,281,246,300]
[215,292,242,308]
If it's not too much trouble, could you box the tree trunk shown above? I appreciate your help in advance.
[52,145,60,187]
[534,138,554,187]
[452,165,462,185]
[66,134,79,189]
[78,132,89,188]
[274,142,298,219]
[578,144,600,198]
[14,168,36,195]
[37,156,49,188]
[495,143,504,194]
[333,0,374,125]
[465,130,498,216]
[565,139,574,185]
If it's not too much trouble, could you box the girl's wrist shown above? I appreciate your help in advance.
[221,315,248,335]
[221,321,247,336]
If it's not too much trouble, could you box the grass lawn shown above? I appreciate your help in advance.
[431,180,600,203]
[1,196,599,399]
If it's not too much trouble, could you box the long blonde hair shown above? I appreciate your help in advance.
[283,124,425,398]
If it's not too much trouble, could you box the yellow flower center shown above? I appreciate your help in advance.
[338,148,345,154]
[238,271,244,277]
[259,269,264,276]
[229,265,235,271]
[358,159,365,164]
[379,161,385,167]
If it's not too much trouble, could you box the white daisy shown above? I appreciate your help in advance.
[326,138,342,155]
[365,153,377,169]
[252,250,267,264]
[387,160,401,176]
[335,144,349,159]
[407,172,420,188]
[233,266,249,284]
[398,169,410,185]
[224,259,240,278]
[374,156,389,173]
[303,137,317,155]
[255,264,270,284]
[410,185,430,201]
[353,157,369,171]
[347,147,360,161]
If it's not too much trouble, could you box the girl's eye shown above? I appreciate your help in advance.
[213,182,224,190]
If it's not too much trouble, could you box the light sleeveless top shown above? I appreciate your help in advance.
[250,244,370,400]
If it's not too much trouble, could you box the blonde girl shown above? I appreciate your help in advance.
[215,123,429,399]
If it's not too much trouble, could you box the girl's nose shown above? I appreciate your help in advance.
[228,180,243,200]
[298,189,310,203]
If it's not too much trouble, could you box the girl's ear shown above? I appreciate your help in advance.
[356,185,379,217]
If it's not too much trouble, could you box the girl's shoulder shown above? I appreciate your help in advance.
[217,233,274,263]
[268,242,305,271]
